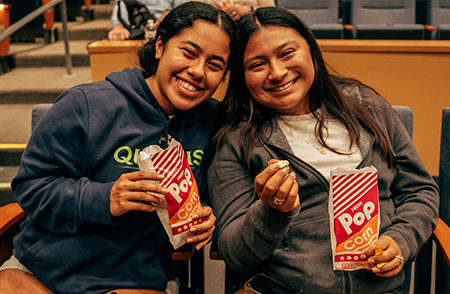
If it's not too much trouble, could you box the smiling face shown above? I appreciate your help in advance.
[147,20,231,115]
[243,25,315,116]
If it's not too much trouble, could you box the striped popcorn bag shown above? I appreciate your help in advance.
[138,138,204,249]
[329,166,380,270]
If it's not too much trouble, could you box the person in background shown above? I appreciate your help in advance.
[108,0,189,41]
[208,0,275,22]
[207,6,439,294]
[0,2,235,294]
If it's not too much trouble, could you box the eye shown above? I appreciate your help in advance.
[281,49,295,58]
[208,61,223,71]
[248,62,264,70]
[182,48,196,57]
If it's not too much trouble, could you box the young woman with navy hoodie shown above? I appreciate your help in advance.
[0,2,235,294]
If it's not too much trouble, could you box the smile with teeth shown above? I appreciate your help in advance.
[177,78,200,92]
[269,78,297,92]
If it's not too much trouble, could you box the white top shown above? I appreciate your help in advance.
[278,113,362,181]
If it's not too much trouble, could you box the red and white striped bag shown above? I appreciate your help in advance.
[138,138,204,249]
[329,166,380,270]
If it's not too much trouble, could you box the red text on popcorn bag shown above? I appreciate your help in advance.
[149,143,204,237]
[329,166,379,271]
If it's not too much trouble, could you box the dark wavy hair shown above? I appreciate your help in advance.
[137,1,236,79]
[213,6,394,168]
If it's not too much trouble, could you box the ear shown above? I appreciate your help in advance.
[155,36,164,60]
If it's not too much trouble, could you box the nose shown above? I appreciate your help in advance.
[187,59,205,80]
[268,60,287,82]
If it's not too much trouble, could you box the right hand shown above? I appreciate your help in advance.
[254,160,299,213]
[108,24,130,41]
[110,171,167,216]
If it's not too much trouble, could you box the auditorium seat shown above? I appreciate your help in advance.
[350,0,426,39]
[429,0,450,39]
[277,0,348,39]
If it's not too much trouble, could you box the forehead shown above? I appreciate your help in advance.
[173,20,231,48]
[244,25,307,54]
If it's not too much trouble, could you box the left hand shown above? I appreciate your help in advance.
[186,206,216,251]
[360,235,404,277]
[225,4,251,21]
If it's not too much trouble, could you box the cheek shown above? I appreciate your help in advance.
[245,73,262,93]
[207,72,226,90]
[304,65,315,88]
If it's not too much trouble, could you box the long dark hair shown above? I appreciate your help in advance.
[138,1,236,79]
[213,7,394,168]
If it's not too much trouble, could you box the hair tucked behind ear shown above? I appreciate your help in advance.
[137,1,236,79]
[212,6,394,169]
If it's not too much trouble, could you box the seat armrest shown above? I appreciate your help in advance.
[0,203,25,236]
[424,25,435,32]
[0,203,26,264]
[344,24,354,31]
[433,218,450,266]
[209,239,222,260]
[171,243,194,260]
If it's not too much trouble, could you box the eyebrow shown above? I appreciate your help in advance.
[244,40,299,65]
[183,40,227,64]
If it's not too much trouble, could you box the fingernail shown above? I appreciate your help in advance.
[158,197,164,203]
[157,175,164,180]
[196,245,202,251]
[161,188,168,194]
[271,163,279,170]
[187,238,193,243]
[190,227,197,232]
[372,267,381,273]
[282,167,289,173]
[289,172,296,177]
[192,214,199,218]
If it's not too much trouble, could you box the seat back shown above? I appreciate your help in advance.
[277,0,344,39]
[436,107,450,293]
[350,0,425,39]
[0,105,52,266]
[430,0,450,39]
[393,105,413,139]
[392,105,414,292]
[31,103,53,132]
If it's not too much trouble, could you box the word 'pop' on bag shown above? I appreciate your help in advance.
[138,138,203,249]
[329,166,379,271]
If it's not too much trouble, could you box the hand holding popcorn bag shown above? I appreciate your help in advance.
[329,166,380,271]
[137,138,204,249]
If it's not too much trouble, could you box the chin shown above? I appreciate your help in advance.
[174,102,200,112]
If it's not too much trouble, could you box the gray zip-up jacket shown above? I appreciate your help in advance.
[207,86,439,294]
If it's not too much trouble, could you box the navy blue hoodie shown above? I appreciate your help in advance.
[11,67,223,294]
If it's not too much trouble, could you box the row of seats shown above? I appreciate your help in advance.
[276,0,450,40]
[1,105,449,293]
[3,0,94,43]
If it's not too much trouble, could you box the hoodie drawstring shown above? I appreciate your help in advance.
[163,119,169,149]
[179,119,185,145]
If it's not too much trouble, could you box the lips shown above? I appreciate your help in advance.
[176,78,202,92]
[268,78,297,92]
